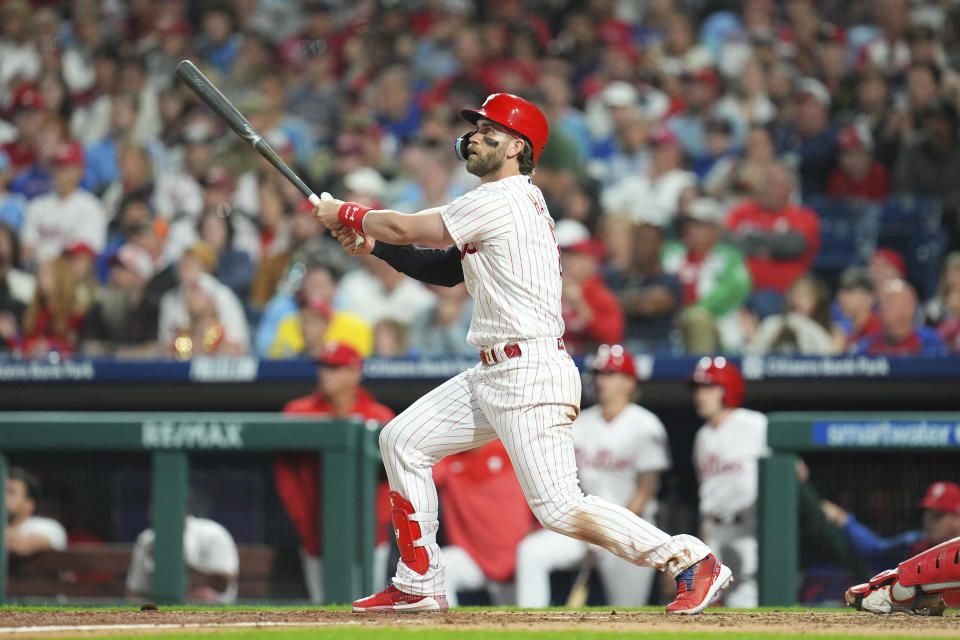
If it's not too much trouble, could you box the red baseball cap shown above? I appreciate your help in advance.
[921,481,960,514]
[837,123,873,152]
[564,238,607,261]
[63,242,97,259]
[591,344,637,378]
[871,248,906,277]
[318,341,363,368]
[685,67,720,88]
[12,85,47,112]
[651,125,680,147]
[53,141,85,167]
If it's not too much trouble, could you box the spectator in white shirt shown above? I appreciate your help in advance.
[5,466,67,557]
[20,141,105,268]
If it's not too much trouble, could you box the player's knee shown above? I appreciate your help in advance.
[378,420,403,460]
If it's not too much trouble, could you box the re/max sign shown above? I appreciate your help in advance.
[141,420,244,449]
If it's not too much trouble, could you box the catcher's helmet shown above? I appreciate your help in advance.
[591,344,637,378]
[689,356,744,407]
[459,93,549,161]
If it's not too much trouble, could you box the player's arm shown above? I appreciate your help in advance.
[314,199,455,247]
[372,242,465,287]
[625,471,661,517]
[4,527,56,555]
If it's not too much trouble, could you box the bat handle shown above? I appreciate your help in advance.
[312,192,365,250]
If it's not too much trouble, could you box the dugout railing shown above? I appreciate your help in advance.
[758,411,960,606]
[0,412,384,605]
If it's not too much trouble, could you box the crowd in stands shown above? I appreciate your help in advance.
[2,0,960,361]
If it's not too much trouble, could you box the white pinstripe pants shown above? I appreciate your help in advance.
[379,338,711,597]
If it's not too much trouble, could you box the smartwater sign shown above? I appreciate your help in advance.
[812,420,960,447]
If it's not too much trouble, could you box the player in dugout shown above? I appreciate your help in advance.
[823,481,960,614]
[312,93,731,614]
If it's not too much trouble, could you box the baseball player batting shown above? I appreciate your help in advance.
[313,93,732,614]
[690,357,768,608]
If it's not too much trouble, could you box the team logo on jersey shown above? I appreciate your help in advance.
[460,243,478,259]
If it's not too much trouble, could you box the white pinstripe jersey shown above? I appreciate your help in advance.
[440,175,564,349]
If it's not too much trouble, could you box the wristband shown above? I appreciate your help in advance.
[338,202,371,233]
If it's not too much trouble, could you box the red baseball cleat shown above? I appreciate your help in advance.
[665,553,733,614]
[352,584,449,612]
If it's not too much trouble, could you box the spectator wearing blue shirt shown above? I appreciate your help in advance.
[0,151,27,232]
[197,2,243,77]
[374,66,423,146]
[774,77,837,198]
[691,116,738,181]
[82,93,163,197]
[821,481,960,577]
[668,67,746,162]
[857,279,947,356]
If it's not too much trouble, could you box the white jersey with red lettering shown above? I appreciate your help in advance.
[378,173,714,601]
[692,407,769,608]
[574,403,671,506]
[693,408,769,519]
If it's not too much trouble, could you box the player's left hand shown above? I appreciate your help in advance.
[337,228,374,255]
[313,194,344,230]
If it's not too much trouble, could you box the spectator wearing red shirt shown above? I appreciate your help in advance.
[827,123,890,202]
[559,230,625,355]
[274,341,395,603]
[834,267,882,353]
[857,279,947,356]
[726,162,820,316]
[433,441,535,607]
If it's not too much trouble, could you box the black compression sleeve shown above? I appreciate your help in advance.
[371,242,465,287]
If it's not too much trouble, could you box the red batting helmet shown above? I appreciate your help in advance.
[460,93,550,161]
[591,344,637,378]
[689,356,744,407]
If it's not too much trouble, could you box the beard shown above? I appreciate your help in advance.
[465,144,507,177]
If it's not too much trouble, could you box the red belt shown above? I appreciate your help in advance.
[479,339,565,366]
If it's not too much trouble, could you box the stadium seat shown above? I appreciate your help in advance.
[876,196,944,299]
[804,194,880,285]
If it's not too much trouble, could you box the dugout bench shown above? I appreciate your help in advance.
[7,543,275,599]
[0,412,384,605]
[758,411,960,606]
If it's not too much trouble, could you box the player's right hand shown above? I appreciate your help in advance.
[337,228,374,255]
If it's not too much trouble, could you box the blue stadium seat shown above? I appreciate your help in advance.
[876,196,944,299]
[804,194,880,281]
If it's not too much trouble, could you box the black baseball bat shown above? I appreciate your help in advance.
[175,60,321,206]
[174,60,363,247]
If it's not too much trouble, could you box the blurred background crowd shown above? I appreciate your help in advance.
[2,0,960,362]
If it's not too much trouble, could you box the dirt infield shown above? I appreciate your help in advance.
[0,609,958,638]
